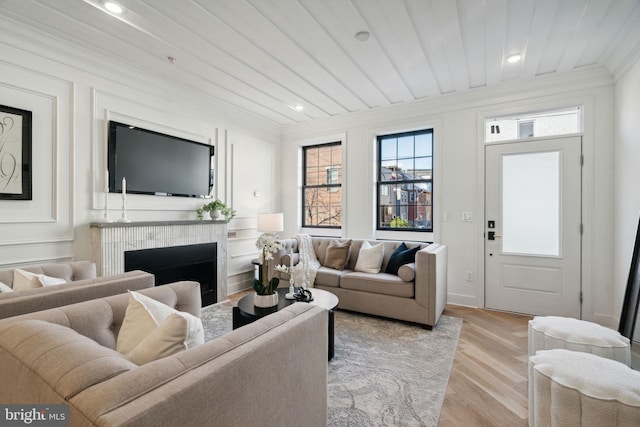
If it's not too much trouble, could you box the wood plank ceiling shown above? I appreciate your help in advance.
[1,0,639,127]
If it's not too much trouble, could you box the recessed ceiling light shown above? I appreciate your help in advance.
[506,54,522,64]
[289,104,304,112]
[104,1,124,14]
[355,31,370,42]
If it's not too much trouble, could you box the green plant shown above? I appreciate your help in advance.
[196,199,236,222]
[390,216,410,228]
[252,232,284,295]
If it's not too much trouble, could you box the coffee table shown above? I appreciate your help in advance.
[232,287,339,360]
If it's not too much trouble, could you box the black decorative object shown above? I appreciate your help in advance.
[619,214,640,340]
[0,105,32,200]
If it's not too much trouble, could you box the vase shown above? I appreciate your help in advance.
[254,292,278,308]
[202,211,211,220]
[211,209,221,220]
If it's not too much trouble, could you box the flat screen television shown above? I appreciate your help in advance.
[107,121,214,198]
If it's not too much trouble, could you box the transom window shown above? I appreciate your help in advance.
[303,142,342,228]
[377,129,433,232]
[486,106,582,142]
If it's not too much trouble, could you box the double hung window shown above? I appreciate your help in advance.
[377,130,433,232]
[303,142,342,228]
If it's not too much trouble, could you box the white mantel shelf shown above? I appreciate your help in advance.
[90,220,228,301]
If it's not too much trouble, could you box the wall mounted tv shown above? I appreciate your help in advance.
[108,121,214,198]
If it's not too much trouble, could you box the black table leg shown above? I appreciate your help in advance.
[328,309,334,360]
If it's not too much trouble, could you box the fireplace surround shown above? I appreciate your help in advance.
[91,220,227,303]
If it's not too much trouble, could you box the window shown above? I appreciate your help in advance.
[485,106,582,143]
[303,142,342,228]
[377,129,433,232]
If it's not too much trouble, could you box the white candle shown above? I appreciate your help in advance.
[122,177,126,199]
[104,169,109,193]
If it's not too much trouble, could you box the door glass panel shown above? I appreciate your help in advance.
[502,151,560,256]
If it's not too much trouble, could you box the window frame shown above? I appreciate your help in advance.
[302,141,342,229]
[376,129,434,233]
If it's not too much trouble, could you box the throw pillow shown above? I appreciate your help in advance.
[0,281,14,293]
[324,239,352,270]
[354,241,384,274]
[385,243,420,275]
[116,291,204,362]
[125,314,190,365]
[13,269,66,291]
[398,263,416,282]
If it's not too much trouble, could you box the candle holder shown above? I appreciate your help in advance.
[102,190,113,223]
[118,194,131,223]
[285,276,296,300]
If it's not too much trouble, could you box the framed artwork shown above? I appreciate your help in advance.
[0,105,32,200]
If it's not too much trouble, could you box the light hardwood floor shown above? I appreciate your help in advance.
[227,292,531,426]
[438,305,531,426]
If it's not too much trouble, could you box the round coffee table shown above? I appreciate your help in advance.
[232,287,339,360]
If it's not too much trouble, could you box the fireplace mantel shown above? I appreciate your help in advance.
[90,220,228,302]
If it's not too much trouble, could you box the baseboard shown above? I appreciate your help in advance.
[446,293,478,308]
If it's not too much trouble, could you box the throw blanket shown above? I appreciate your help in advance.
[293,234,320,287]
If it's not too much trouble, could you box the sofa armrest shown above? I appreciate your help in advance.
[268,238,298,280]
[415,243,448,326]
[0,320,136,403]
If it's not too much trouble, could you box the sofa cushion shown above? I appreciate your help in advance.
[0,282,13,293]
[324,239,351,270]
[398,263,416,282]
[13,269,66,291]
[117,291,204,360]
[340,272,415,298]
[385,243,420,275]
[315,266,349,288]
[354,241,384,274]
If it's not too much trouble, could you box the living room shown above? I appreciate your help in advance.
[1,1,640,426]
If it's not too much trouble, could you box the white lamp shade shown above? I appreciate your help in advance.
[257,213,284,232]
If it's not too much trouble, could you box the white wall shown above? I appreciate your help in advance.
[282,67,616,324]
[0,22,280,296]
[614,58,640,324]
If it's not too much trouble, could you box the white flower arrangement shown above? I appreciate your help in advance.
[274,264,290,275]
[254,232,285,295]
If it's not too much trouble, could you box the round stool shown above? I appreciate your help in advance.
[529,349,640,426]
[528,316,630,366]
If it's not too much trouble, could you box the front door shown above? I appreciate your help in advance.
[485,136,582,317]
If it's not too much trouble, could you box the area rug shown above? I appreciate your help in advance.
[200,303,462,426]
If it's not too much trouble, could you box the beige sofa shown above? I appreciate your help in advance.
[0,261,154,319]
[0,281,328,427]
[269,237,447,329]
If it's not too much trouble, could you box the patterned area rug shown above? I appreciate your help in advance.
[200,302,462,427]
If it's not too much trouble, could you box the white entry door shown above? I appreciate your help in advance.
[485,136,582,317]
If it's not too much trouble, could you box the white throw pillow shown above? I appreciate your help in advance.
[0,281,14,293]
[116,291,204,363]
[13,269,66,291]
[354,241,385,274]
[125,314,190,365]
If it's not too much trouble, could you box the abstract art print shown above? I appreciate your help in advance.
[0,105,32,200]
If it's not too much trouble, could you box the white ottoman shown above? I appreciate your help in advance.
[529,349,640,427]
[528,316,630,366]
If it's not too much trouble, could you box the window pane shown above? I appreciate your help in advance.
[485,106,581,143]
[380,138,396,160]
[397,136,414,158]
[415,133,432,156]
[502,151,560,255]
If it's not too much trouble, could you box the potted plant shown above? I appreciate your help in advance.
[252,233,284,307]
[196,199,236,222]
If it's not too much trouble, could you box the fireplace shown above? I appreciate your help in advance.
[124,243,217,306]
